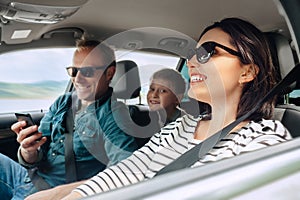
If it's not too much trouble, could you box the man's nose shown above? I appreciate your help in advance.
[74,71,85,82]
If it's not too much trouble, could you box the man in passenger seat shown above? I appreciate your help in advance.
[147,68,186,127]
[0,39,140,199]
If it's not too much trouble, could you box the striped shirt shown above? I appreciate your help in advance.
[74,114,292,196]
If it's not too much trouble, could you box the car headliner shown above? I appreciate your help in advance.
[0,0,289,53]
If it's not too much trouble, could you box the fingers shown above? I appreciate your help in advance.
[16,125,39,143]
[14,124,47,154]
[11,121,26,134]
[20,136,47,153]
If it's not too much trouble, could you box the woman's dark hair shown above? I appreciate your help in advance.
[200,17,276,120]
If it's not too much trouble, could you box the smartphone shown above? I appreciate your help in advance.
[15,113,39,137]
[15,113,36,127]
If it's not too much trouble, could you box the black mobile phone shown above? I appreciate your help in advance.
[15,113,36,128]
[15,113,39,137]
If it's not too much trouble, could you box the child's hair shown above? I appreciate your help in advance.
[151,68,186,96]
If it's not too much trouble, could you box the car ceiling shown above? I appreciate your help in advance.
[0,0,290,56]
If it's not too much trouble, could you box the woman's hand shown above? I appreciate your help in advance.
[61,191,83,200]
[25,181,86,200]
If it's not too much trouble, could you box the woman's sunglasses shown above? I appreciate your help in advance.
[66,66,107,77]
[187,41,242,64]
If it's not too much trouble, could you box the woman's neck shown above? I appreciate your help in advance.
[194,102,240,140]
[194,86,247,140]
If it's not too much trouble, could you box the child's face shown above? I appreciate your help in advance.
[147,78,179,115]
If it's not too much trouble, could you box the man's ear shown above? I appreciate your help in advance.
[106,66,116,81]
[239,64,259,84]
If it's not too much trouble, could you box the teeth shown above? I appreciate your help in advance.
[191,76,204,82]
[76,85,89,89]
[150,100,160,104]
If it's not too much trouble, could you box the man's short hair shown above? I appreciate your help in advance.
[76,39,116,68]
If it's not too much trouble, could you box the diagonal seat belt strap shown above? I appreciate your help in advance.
[156,63,300,176]
[64,94,78,183]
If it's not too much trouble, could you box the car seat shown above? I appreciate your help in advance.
[111,60,141,100]
[111,60,160,146]
[266,32,300,137]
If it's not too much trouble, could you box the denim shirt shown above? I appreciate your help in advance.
[36,88,139,187]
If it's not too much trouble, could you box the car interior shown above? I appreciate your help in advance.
[266,31,300,138]
[111,59,161,146]
[0,0,299,198]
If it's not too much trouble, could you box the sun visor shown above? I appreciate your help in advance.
[0,1,87,24]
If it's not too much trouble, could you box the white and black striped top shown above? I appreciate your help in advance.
[74,114,292,196]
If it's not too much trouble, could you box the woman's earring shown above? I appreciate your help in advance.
[239,80,243,87]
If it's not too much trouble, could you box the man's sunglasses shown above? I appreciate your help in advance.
[66,66,107,77]
[187,41,242,64]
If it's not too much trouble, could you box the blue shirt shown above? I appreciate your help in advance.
[36,88,139,187]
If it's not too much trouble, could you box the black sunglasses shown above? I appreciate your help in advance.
[187,41,242,64]
[66,66,107,77]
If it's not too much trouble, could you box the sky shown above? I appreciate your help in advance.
[0,48,75,83]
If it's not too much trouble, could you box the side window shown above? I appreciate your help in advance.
[290,89,300,105]
[116,50,180,104]
[180,62,192,102]
[0,48,75,114]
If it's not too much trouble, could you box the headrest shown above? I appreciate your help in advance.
[110,60,141,99]
[266,32,296,93]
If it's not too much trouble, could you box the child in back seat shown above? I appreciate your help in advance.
[147,68,187,127]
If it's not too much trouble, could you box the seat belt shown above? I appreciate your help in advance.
[64,94,78,183]
[156,63,300,176]
[27,168,51,190]
[27,93,78,190]
[64,89,112,182]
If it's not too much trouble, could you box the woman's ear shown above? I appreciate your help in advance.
[239,64,259,84]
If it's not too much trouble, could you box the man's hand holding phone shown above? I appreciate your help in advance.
[12,113,47,164]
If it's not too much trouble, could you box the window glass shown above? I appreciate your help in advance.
[290,90,300,98]
[290,89,300,105]
[116,50,180,104]
[0,48,75,114]
[180,61,192,102]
